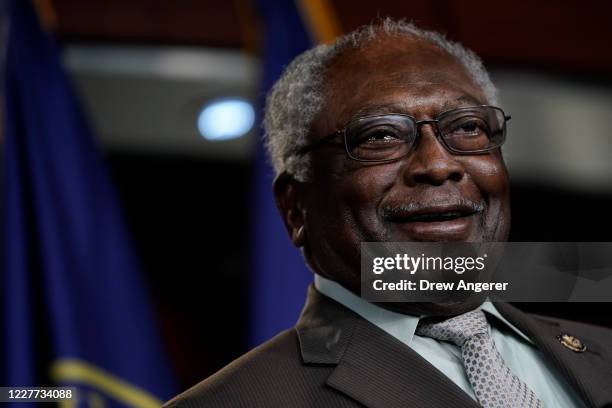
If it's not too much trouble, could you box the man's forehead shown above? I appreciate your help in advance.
[323,68,485,124]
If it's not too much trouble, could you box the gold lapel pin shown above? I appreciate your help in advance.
[557,333,586,352]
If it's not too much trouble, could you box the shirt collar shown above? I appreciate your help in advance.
[314,274,534,347]
[479,300,534,344]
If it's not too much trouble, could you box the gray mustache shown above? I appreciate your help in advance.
[381,197,485,219]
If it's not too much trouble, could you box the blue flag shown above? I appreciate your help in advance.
[249,0,315,347]
[1,1,176,406]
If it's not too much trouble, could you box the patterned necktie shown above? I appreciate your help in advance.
[416,309,543,408]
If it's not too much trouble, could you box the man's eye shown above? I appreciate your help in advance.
[460,123,479,133]
[367,132,400,142]
[448,119,487,136]
[357,129,402,144]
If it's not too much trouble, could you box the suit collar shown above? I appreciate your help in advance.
[295,285,356,365]
[296,286,479,408]
[314,274,421,347]
[495,302,612,408]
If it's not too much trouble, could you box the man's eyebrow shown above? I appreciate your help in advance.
[349,95,486,122]
[349,103,409,121]
[442,95,485,110]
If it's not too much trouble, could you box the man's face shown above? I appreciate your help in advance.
[276,35,511,309]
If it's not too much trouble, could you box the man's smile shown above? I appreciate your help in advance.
[381,199,485,241]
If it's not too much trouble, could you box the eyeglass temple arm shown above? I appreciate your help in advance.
[297,130,342,155]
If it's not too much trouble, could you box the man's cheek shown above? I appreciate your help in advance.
[347,166,397,195]
[465,158,509,195]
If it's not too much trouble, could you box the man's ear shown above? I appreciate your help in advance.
[273,172,306,247]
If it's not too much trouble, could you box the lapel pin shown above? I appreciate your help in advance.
[557,333,586,352]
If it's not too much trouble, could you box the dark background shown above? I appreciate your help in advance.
[38,0,612,390]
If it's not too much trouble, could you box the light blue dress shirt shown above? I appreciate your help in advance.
[314,274,585,407]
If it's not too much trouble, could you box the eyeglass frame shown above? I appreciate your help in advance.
[297,105,511,163]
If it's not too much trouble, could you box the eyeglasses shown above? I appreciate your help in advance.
[298,105,511,162]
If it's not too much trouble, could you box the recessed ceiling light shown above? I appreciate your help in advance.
[197,98,255,141]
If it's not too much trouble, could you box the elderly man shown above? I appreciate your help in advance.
[166,20,612,408]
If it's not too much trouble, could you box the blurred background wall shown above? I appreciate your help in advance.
[14,0,612,392]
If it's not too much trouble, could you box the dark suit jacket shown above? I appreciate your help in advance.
[165,286,612,408]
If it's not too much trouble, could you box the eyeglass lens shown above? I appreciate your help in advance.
[345,106,505,161]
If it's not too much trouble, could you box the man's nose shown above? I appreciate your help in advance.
[401,123,465,186]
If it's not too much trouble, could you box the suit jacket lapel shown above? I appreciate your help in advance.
[495,302,612,408]
[326,317,480,408]
[296,286,479,408]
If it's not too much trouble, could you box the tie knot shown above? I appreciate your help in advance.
[416,309,489,347]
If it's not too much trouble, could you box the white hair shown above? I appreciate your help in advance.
[263,18,499,181]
